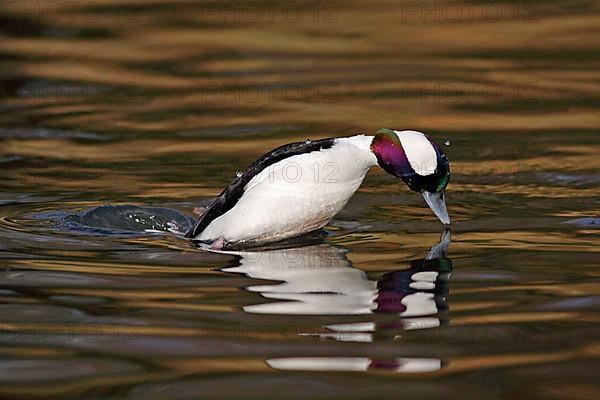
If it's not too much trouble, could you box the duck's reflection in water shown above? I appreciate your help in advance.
[218,230,451,373]
[223,244,378,315]
[223,230,451,317]
[266,356,442,373]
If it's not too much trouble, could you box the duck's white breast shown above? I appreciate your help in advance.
[199,136,376,244]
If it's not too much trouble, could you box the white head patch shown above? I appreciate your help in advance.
[394,130,437,176]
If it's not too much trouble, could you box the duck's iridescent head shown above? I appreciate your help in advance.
[371,128,451,225]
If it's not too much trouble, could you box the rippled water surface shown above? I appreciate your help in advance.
[1,1,600,399]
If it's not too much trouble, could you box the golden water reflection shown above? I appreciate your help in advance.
[1,0,600,398]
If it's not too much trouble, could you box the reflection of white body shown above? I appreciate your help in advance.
[217,232,450,372]
[266,357,442,373]
[219,230,450,326]
[223,245,378,315]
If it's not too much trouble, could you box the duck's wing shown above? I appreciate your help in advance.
[185,138,336,239]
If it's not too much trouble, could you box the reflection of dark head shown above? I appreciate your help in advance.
[375,257,452,314]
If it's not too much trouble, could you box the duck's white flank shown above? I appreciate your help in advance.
[198,135,377,244]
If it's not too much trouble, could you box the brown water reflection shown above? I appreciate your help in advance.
[1,0,600,399]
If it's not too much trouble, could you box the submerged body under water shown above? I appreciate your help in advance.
[63,205,196,235]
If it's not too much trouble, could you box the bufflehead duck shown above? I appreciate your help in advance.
[186,129,450,249]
